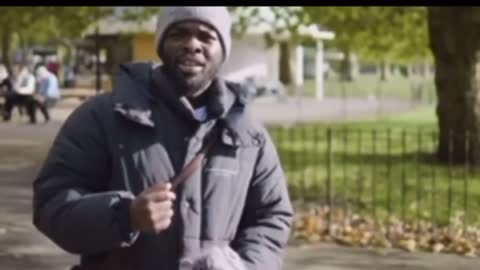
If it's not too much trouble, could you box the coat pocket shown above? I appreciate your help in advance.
[204,166,238,177]
[203,155,239,187]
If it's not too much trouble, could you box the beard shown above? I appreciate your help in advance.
[163,57,220,97]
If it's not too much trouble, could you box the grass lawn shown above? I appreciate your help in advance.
[268,106,480,226]
[289,74,436,104]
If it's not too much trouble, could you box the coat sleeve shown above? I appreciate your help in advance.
[32,95,138,255]
[231,129,294,270]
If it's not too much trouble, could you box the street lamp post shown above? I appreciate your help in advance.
[95,7,101,94]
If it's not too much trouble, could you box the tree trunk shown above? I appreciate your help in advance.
[65,45,75,66]
[391,63,399,76]
[380,60,391,81]
[421,59,430,78]
[279,41,293,86]
[18,31,28,65]
[428,7,480,164]
[408,64,415,77]
[401,64,414,78]
[350,52,359,79]
[1,27,12,75]
[340,49,357,82]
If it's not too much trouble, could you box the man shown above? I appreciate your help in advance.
[33,6,293,270]
[0,64,14,120]
[47,55,61,77]
[35,66,60,122]
[10,65,37,123]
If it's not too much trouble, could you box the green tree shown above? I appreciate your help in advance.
[304,7,368,81]
[361,7,430,79]
[304,6,430,81]
[218,7,432,85]
[119,6,161,23]
[0,7,49,73]
[0,6,164,85]
[0,7,114,72]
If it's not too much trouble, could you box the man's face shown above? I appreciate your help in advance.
[161,21,224,96]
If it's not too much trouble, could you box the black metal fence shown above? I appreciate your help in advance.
[268,126,480,229]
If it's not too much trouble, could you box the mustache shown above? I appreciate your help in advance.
[175,55,205,66]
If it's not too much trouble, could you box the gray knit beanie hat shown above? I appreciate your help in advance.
[155,6,232,62]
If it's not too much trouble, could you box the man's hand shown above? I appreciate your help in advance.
[129,183,176,234]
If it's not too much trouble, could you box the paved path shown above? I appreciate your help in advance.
[47,95,419,126]
[1,101,479,270]
[285,244,478,270]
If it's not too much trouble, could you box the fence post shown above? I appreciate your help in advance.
[387,128,392,219]
[290,126,297,199]
[431,130,437,226]
[448,129,453,229]
[372,129,377,220]
[301,125,307,197]
[401,130,407,221]
[343,127,348,215]
[357,129,363,213]
[341,82,347,120]
[464,130,470,233]
[326,128,333,235]
[315,126,322,202]
[309,125,316,201]
[416,128,422,220]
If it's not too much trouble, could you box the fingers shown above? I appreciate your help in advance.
[142,182,176,202]
[151,207,174,223]
[146,202,175,234]
[130,182,178,234]
[147,200,174,215]
[152,217,173,234]
[144,190,176,202]
[149,182,172,192]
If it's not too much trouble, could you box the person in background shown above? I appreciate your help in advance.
[63,64,76,88]
[35,66,60,123]
[47,55,60,77]
[10,64,24,117]
[0,64,12,94]
[13,65,37,123]
[0,64,16,121]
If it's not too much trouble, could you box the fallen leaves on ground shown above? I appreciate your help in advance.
[291,204,480,257]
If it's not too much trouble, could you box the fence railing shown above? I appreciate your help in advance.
[299,75,437,106]
[269,126,480,230]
